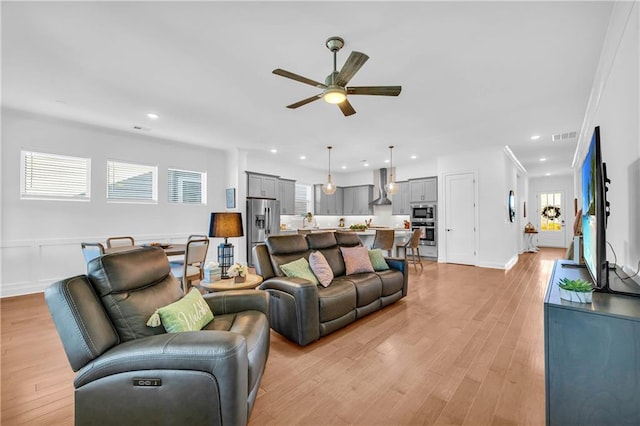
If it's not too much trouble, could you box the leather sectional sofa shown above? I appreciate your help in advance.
[253,231,408,346]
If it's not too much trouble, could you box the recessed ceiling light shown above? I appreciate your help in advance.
[363,162,369,167]
[270,149,277,154]
[410,155,417,159]
[545,172,551,176]
[531,135,541,140]
[300,155,306,160]
[540,158,547,162]
[146,113,159,120]
[341,166,347,169]
[384,159,390,163]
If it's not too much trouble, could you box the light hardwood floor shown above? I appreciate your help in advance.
[1,248,563,425]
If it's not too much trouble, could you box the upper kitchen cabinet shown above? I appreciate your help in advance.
[247,172,278,198]
[314,185,343,216]
[343,185,374,215]
[391,181,410,215]
[409,177,437,203]
[278,179,296,215]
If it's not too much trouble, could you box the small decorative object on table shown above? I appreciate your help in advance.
[203,261,221,282]
[227,262,248,283]
[558,278,593,303]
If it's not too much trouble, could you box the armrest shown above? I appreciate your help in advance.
[74,331,247,388]
[203,290,269,317]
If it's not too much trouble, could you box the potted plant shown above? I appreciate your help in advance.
[558,278,593,303]
[227,263,248,283]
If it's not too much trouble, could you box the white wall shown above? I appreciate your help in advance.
[573,1,640,274]
[1,108,230,296]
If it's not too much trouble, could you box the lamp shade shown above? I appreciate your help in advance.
[209,212,244,239]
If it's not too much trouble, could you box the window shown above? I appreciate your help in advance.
[295,183,313,215]
[107,160,157,203]
[21,151,90,201]
[168,169,206,204]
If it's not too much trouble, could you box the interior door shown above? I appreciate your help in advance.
[536,191,566,247]
[444,172,477,265]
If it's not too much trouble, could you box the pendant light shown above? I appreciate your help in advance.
[385,145,399,195]
[322,146,337,195]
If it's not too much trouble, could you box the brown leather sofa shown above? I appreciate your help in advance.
[45,247,270,425]
[253,231,408,346]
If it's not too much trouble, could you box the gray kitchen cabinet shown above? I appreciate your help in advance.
[343,185,373,215]
[247,172,278,198]
[409,177,437,203]
[392,181,410,215]
[314,185,343,215]
[544,260,640,426]
[278,179,296,215]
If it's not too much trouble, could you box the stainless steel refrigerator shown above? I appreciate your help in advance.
[246,198,280,266]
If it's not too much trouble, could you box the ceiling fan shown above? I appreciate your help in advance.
[272,36,402,117]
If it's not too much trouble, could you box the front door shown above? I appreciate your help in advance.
[537,191,566,247]
[444,171,477,265]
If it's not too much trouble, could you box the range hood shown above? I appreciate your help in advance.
[370,168,392,206]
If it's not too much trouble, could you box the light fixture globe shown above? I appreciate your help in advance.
[323,86,347,104]
[322,146,337,195]
[322,177,337,195]
[385,145,399,195]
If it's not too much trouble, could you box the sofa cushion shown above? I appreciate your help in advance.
[280,257,319,285]
[369,249,390,271]
[376,269,405,296]
[317,280,356,322]
[306,232,337,249]
[266,235,310,276]
[336,274,382,307]
[335,231,362,247]
[340,246,375,275]
[309,251,334,287]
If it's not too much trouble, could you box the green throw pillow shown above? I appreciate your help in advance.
[369,249,390,271]
[146,288,214,333]
[280,257,319,285]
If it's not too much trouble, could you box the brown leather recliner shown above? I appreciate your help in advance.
[45,247,270,426]
[253,231,408,346]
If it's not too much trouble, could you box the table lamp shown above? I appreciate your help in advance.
[208,212,244,279]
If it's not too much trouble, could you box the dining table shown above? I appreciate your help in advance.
[104,243,186,256]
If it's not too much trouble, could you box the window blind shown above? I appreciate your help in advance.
[107,160,157,202]
[168,169,205,204]
[21,151,90,200]
[295,183,312,215]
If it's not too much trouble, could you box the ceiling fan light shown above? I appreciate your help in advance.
[323,87,347,104]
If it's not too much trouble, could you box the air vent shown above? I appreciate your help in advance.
[552,131,577,142]
[133,125,151,131]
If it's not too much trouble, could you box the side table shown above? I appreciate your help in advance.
[199,273,263,292]
[524,230,539,252]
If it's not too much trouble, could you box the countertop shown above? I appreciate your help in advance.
[278,227,411,236]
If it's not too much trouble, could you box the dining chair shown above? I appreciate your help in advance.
[81,242,105,264]
[106,236,135,249]
[170,237,209,293]
[372,229,395,257]
[396,228,423,272]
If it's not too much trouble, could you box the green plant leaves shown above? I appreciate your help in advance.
[558,277,593,292]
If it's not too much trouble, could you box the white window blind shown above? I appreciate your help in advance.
[107,160,157,203]
[21,151,90,200]
[168,169,206,204]
[295,183,312,215]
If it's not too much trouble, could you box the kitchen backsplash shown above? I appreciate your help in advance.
[280,205,410,230]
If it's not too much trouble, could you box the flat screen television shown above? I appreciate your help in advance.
[581,126,609,289]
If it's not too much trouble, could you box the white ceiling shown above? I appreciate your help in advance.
[1,1,612,177]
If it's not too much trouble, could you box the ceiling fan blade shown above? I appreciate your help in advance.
[347,86,402,96]
[338,99,356,117]
[286,94,322,109]
[335,51,369,87]
[273,69,327,89]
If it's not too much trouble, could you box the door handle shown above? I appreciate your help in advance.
[446,229,452,232]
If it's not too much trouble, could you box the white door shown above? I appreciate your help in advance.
[536,191,566,247]
[444,172,477,265]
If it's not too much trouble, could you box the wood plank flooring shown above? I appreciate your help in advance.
[1,249,563,425]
